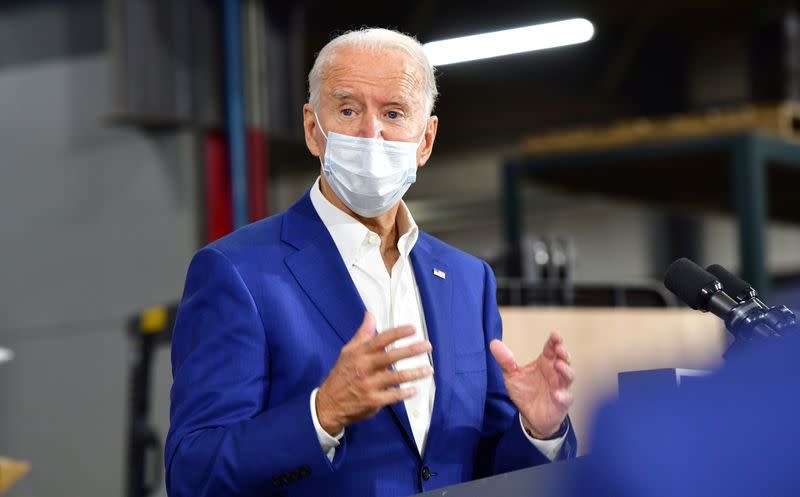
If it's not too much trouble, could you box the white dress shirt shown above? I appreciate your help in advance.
[307,177,567,461]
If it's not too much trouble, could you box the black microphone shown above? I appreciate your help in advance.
[664,258,778,343]
[706,264,766,307]
[706,263,798,337]
[663,258,739,318]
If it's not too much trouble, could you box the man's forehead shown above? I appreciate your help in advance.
[320,48,425,102]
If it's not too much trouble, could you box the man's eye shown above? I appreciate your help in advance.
[387,111,399,119]
[341,108,354,117]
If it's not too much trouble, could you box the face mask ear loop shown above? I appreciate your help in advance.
[417,122,427,147]
[314,112,329,170]
[412,121,428,166]
[313,112,328,141]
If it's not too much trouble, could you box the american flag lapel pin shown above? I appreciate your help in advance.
[433,268,446,279]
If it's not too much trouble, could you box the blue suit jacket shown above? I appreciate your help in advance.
[165,191,577,497]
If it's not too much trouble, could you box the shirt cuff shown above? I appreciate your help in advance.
[310,387,345,462]
[519,414,568,461]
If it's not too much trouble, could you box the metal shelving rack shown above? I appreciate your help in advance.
[503,104,800,296]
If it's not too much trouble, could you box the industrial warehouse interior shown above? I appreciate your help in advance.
[2,0,800,496]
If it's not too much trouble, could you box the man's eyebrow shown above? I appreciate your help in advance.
[384,98,412,108]
[331,90,356,100]
[329,90,413,109]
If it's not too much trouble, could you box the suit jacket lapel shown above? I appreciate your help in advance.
[282,192,366,345]
[410,235,454,454]
[282,192,419,453]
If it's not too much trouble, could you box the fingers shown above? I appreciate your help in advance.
[372,364,434,389]
[356,356,432,412]
[552,388,574,410]
[547,353,575,410]
[542,331,563,359]
[373,386,418,406]
[542,332,571,365]
[554,359,575,386]
[348,320,431,375]
[323,318,434,431]
[371,340,432,370]
[364,324,417,352]
[490,339,518,374]
[554,344,571,364]
[351,312,377,345]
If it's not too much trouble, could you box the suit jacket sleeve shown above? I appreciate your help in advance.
[472,261,578,479]
[165,248,346,497]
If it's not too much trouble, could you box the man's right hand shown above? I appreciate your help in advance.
[315,312,434,435]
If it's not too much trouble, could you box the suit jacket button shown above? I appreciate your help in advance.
[421,466,431,480]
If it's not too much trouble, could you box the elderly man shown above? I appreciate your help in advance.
[165,28,577,497]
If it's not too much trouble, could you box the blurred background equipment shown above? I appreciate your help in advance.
[125,305,177,497]
[498,235,673,306]
[0,458,30,495]
[504,103,800,299]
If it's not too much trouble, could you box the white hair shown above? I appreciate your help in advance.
[308,28,438,116]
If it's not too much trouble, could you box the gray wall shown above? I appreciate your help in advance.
[0,54,195,497]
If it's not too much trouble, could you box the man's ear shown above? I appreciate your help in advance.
[417,115,439,167]
[303,104,322,157]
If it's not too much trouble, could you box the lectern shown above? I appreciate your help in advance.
[618,367,711,398]
[413,457,589,497]
[413,366,715,497]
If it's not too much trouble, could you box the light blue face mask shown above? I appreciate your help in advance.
[315,113,425,218]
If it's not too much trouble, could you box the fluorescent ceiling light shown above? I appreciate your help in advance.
[423,18,594,66]
[0,347,13,364]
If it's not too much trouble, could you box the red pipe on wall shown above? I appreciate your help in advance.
[205,129,269,243]
[247,129,268,222]
[204,131,233,244]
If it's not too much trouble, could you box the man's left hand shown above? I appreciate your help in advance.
[490,332,574,439]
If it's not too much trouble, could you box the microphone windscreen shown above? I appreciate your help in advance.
[664,258,718,309]
[707,264,752,299]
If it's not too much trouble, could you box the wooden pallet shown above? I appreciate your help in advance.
[0,457,30,495]
[519,101,800,156]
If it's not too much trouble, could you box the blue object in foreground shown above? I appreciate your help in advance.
[572,336,800,497]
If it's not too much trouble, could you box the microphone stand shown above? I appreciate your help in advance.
[723,304,799,360]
